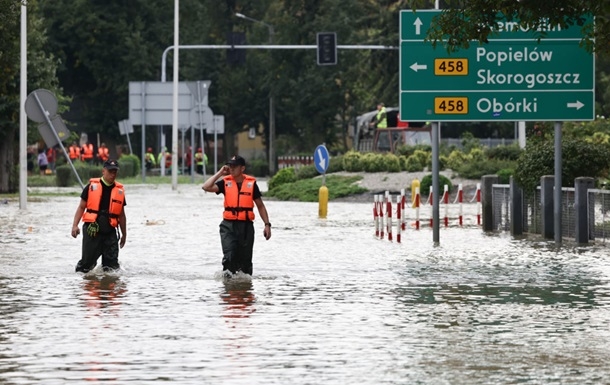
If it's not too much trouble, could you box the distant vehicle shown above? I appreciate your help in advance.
[354,107,431,152]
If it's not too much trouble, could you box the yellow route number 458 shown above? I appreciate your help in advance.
[434,97,469,114]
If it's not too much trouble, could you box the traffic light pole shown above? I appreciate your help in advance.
[160,44,397,173]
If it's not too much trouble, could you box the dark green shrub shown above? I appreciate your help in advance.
[457,159,516,180]
[362,153,385,172]
[420,174,453,196]
[515,137,610,193]
[248,158,268,177]
[342,151,363,172]
[55,165,73,187]
[327,155,344,173]
[119,154,141,177]
[268,167,296,190]
[485,144,522,161]
[119,162,134,178]
[296,165,318,180]
[497,168,514,184]
[384,153,401,172]
[404,155,424,172]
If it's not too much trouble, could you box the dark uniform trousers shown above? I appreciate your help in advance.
[219,220,255,275]
[75,222,120,273]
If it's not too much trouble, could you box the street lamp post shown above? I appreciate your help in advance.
[235,12,276,174]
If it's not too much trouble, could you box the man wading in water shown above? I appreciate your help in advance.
[202,155,271,277]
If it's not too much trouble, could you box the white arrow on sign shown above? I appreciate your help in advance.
[567,101,584,110]
[413,17,423,36]
[317,148,327,171]
[410,62,428,72]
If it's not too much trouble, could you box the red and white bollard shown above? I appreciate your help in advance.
[396,195,401,243]
[442,184,449,227]
[374,195,379,237]
[470,183,481,225]
[400,188,406,231]
[386,191,393,242]
[378,194,385,239]
[414,187,421,230]
[427,186,434,227]
[453,184,464,226]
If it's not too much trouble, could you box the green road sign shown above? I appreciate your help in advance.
[399,10,595,122]
[401,91,594,122]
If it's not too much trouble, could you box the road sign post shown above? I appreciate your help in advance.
[314,144,330,218]
[399,10,595,122]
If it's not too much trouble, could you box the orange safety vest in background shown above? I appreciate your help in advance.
[81,178,125,228]
[98,147,109,162]
[82,144,94,160]
[69,145,81,160]
[223,174,256,221]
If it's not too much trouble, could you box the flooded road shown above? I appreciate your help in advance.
[1,184,609,384]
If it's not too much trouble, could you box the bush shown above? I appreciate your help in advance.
[55,165,73,187]
[419,174,453,196]
[248,158,268,177]
[268,167,296,190]
[404,155,424,172]
[384,153,401,172]
[497,168,514,184]
[485,144,522,161]
[457,159,516,180]
[119,154,141,177]
[446,149,469,171]
[362,153,385,172]
[342,151,363,172]
[515,137,610,193]
[327,155,344,173]
[296,165,318,180]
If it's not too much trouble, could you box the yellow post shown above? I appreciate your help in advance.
[411,179,420,208]
[318,185,329,218]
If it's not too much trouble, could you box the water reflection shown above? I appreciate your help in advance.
[79,273,127,313]
[220,277,256,321]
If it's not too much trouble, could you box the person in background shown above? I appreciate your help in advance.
[184,146,192,175]
[370,102,387,129]
[145,147,156,171]
[46,146,56,173]
[71,159,127,273]
[201,155,271,277]
[69,141,81,161]
[97,143,110,164]
[81,141,95,164]
[37,148,49,176]
[195,148,208,174]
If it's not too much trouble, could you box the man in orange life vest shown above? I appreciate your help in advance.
[69,141,81,161]
[202,155,271,276]
[71,159,127,273]
[81,141,95,164]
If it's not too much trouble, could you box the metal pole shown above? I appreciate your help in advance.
[171,0,179,190]
[141,82,146,182]
[431,122,440,243]
[19,1,27,209]
[554,122,562,245]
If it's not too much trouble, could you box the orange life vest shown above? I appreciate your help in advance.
[98,147,109,162]
[82,144,94,160]
[82,178,125,227]
[223,174,256,221]
[69,146,81,160]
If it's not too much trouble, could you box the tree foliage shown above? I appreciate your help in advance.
[0,0,62,193]
[514,137,610,193]
[409,0,609,54]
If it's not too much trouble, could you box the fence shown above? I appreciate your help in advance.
[491,183,610,244]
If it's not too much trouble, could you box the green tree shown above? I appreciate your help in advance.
[514,137,610,193]
[410,1,608,54]
[0,0,62,193]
